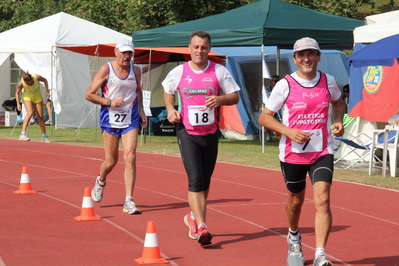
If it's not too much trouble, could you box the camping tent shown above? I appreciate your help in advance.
[133,0,363,48]
[142,46,349,140]
[0,12,133,128]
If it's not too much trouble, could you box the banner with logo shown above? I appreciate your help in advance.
[349,60,399,122]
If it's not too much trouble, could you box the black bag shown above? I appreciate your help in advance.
[155,119,176,136]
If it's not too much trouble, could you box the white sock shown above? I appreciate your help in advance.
[289,228,300,241]
[190,211,195,220]
[125,196,133,202]
[315,248,325,257]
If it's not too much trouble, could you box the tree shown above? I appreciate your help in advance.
[0,0,394,35]
[286,0,375,19]
[0,0,244,34]
[125,0,243,32]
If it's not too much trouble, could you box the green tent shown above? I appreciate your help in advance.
[132,0,364,48]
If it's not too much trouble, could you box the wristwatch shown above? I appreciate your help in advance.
[107,100,111,107]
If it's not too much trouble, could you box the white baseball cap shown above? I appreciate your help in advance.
[293,37,320,52]
[116,39,134,53]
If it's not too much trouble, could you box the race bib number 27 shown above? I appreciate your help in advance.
[109,107,131,128]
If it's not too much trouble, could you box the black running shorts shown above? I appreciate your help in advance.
[176,123,219,192]
[280,154,334,193]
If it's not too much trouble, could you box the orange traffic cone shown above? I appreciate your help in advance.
[14,166,37,194]
[74,187,102,221]
[135,221,169,265]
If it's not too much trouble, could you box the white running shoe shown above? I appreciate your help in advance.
[19,134,30,141]
[91,176,106,203]
[313,253,333,266]
[41,137,50,143]
[287,234,305,263]
[123,198,141,214]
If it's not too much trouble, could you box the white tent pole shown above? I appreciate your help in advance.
[276,46,280,76]
[140,49,152,145]
[261,44,265,153]
[50,46,55,136]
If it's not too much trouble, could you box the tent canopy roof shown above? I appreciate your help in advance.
[0,12,131,53]
[354,10,399,43]
[59,45,225,64]
[133,0,363,48]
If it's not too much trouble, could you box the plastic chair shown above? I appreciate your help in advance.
[334,132,381,169]
[369,129,399,176]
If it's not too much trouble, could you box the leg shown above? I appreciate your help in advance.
[121,127,139,197]
[34,101,46,134]
[309,155,334,266]
[281,162,308,263]
[46,101,53,122]
[286,190,305,232]
[21,100,34,132]
[313,181,332,249]
[91,130,120,203]
[100,131,120,180]
[188,189,209,225]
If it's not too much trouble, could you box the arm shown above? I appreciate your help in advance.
[134,66,148,128]
[163,92,181,123]
[84,64,124,107]
[36,74,50,99]
[259,107,310,145]
[205,91,239,108]
[330,97,346,137]
[15,81,23,111]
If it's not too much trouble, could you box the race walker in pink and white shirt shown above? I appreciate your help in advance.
[265,71,342,164]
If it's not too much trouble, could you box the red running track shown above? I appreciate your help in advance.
[0,139,398,266]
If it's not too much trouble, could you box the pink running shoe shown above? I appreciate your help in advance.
[197,225,212,246]
[184,212,198,239]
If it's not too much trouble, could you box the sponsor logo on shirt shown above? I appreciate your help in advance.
[202,77,214,82]
[292,102,307,109]
[302,91,320,98]
[182,86,215,99]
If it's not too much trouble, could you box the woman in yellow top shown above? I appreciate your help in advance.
[15,72,50,142]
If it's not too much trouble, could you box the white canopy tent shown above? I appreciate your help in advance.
[354,10,399,43]
[0,12,131,128]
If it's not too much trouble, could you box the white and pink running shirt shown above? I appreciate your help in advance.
[265,71,342,164]
[162,60,240,136]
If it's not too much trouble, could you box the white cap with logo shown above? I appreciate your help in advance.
[116,39,134,53]
[293,37,320,52]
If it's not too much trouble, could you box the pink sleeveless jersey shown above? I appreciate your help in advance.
[282,72,332,164]
[177,62,221,135]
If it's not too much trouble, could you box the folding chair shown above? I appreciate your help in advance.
[369,129,399,176]
[334,132,381,169]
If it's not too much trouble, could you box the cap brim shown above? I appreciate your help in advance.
[118,47,134,52]
[293,46,319,52]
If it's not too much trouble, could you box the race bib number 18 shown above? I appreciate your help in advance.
[109,107,131,128]
[188,105,214,126]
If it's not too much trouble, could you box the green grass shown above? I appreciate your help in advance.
[2,124,399,191]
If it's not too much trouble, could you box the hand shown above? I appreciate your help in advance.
[111,97,125,107]
[167,109,181,123]
[286,128,311,144]
[140,111,148,128]
[331,122,344,137]
[205,96,223,109]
